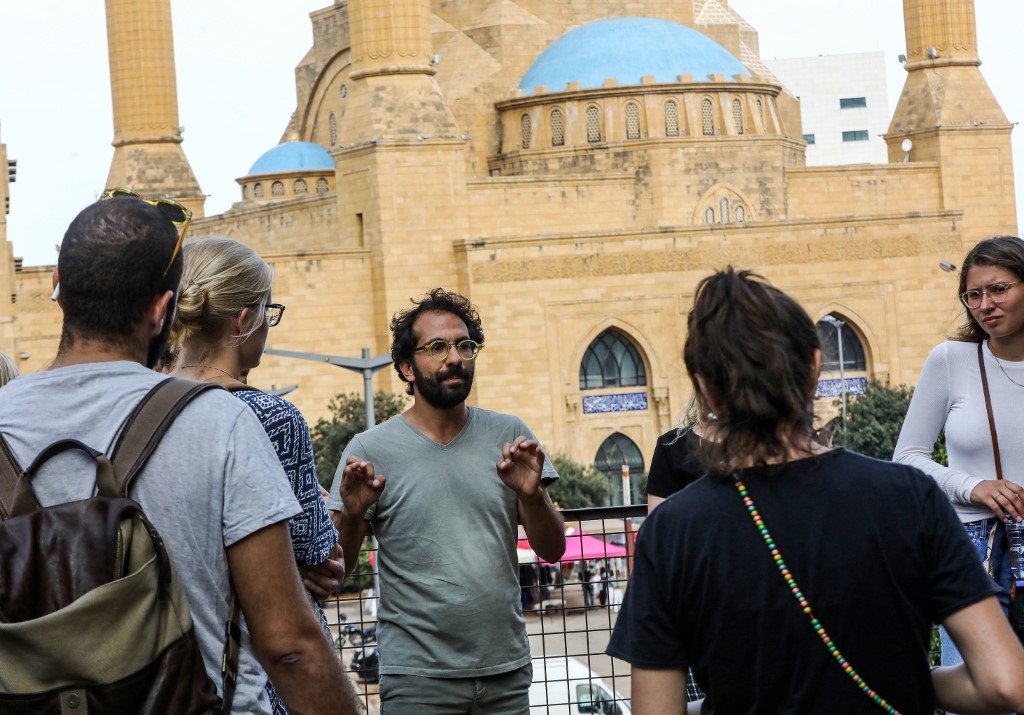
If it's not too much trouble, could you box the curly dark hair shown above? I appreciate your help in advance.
[683,267,821,476]
[955,235,1024,343]
[57,196,182,352]
[390,288,484,392]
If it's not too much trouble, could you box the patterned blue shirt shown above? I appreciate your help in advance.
[233,389,337,564]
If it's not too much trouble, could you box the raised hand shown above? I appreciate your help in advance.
[339,456,386,517]
[496,437,545,499]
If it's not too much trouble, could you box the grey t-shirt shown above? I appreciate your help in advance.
[327,406,558,678]
[0,362,300,714]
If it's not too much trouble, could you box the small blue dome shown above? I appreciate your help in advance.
[247,141,334,175]
[519,17,749,93]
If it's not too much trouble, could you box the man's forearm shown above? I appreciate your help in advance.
[519,488,566,564]
[331,507,371,579]
[264,637,359,714]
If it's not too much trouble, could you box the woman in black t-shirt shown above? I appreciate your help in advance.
[610,267,1024,715]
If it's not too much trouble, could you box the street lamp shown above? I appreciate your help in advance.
[820,315,847,431]
[263,346,393,431]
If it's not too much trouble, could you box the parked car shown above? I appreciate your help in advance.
[529,656,631,714]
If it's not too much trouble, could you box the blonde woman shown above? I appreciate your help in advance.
[0,350,19,387]
[170,238,341,715]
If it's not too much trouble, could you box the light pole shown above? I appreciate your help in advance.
[263,345,393,609]
[820,315,847,431]
[263,346,393,431]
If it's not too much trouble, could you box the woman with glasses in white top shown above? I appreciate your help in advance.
[169,237,342,715]
[895,235,1024,668]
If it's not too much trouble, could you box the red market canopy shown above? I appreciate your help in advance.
[518,527,628,565]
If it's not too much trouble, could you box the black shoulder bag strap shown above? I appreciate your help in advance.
[977,342,1003,481]
[108,377,241,715]
[0,432,31,519]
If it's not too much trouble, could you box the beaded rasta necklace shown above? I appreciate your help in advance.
[733,475,901,715]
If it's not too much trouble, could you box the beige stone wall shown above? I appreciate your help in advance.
[11,266,62,375]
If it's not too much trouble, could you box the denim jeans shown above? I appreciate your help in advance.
[940,517,1012,666]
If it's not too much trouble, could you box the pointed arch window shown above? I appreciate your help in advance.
[735,205,745,222]
[579,329,647,389]
[625,102,641,140]
[732,98,744,134]
[551,108,565,146]
[594,433,645,505]
[701,99,715,135]
[704,207,715,224]
[586,106,602,143]
[719,198,730,223]
[665,100,679,137]
[816,315,867,371]
[329,113,337,146]
[756,99,765,127]
[520,113,532,149]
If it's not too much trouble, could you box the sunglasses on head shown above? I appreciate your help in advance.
[100,188,192,273]
[51,188,193,302]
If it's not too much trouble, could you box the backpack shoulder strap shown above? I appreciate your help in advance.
[0,433,30,518]
[107,377,223,497]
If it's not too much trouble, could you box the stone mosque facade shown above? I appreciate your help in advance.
[0,0,1016,500]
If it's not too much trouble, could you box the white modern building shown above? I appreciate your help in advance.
[766,52,890,165]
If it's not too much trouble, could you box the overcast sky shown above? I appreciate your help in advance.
[1,1,1020,267]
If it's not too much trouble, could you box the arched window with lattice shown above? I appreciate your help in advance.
[579,329,647,389]
[701,98,715,136]
[520,113,532,149]
[271,181,284,197]
[735,205,745,222]
[732,98,744,135]
[294,179,308,194]
[329,113,337,146]
[551,108,565,146]
[594,433,645,505]
[625,102,641,140]
[316,178,329,194]
[719,198,730,223]
[254,183,264,198]
[816,315,868,372]
[665,100,679,137]
[586,105,602,143]
[704,207,715,224]
[756,99,765,128]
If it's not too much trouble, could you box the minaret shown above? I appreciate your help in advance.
[334,0,468,338]
[886,0,1015,243]
[104,0,204,216]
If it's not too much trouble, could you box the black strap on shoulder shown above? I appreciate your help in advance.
[0,433,27,518]
[107,377,221,498]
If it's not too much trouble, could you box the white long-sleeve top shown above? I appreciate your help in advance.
[893,340,1024,523]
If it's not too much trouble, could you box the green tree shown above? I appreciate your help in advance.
[310,391,407,488]
[547,452,611,509]
[833,380,945,463]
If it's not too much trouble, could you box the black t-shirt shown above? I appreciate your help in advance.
[608,449,997,715]
[645,427,704,498]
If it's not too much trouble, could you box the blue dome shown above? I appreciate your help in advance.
[519,17,749,93]
[247,141,334,175]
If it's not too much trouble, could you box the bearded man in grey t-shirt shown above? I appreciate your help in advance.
[328,288,566,714]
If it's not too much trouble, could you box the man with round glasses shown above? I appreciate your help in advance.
[327,287,566,714]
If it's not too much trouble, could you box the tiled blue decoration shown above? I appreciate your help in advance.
[582,392,649,414]
[815,377,867,399]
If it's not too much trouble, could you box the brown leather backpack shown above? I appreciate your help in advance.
[0,378,237,714]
